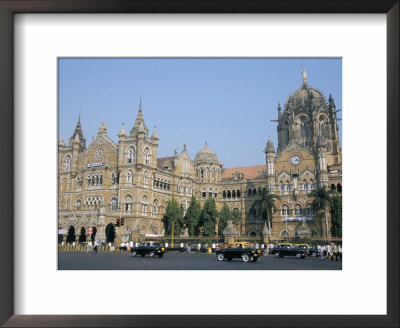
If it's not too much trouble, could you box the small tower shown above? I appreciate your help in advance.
[69,116,86,151]
[316,134,328,188]
[265,137,276,192]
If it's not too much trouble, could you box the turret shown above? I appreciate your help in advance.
[316,134,328,188]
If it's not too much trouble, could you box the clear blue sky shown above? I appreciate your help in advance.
[58,58,341,168]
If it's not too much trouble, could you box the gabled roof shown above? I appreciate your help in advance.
[157,156,175,170]
[221,165,267,180]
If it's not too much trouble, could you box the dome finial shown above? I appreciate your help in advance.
[205,141,208,148]
[301,66,307,84]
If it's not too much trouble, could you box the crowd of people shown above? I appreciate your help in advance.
[317,243,342,261]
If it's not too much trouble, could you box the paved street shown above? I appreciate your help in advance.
[59,251,342,270]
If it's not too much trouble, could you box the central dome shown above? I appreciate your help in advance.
[285,83,327,111]
[194,142,221,165]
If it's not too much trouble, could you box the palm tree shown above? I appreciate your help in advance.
[249,187,280,235]
[310,186,331,239]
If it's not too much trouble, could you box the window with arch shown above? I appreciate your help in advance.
[206,168,209,179]
[176,181,180,192]
[182,160,189,174]
[214,189,218,198]
[153,199,159,215]
[75,199,81,208]
[281,204,289,216]
[125,195,133,211]
[237,190,241,197]
[111,197,118,210]
[331,184,336,191]
[248,189,252,196]
[302,180,308,190]
[212,168,215,178]
[208,188,213,198]
[144,147,151,165]
[232,190,236,198]
[63,155,71,172]
[309,181,315,190]
[297,115,310,139]
[200,168,204,179]
[294,204,302,216]
[227,190,231,198]
[202,188,206,198]
[141,196,148,215]
[143,171,149,187]
[286,183,291,191]
[337,183,342,192]
[127,147,135,164]
[126,170,133,184]
[318,116,329,137]
[223,190,227,198]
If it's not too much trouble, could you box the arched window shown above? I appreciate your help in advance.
[125,195,133,211]
[212,168,215,178]
[143,171,149,187]
[318,116,329,137]
[237,190,241,198]
[214,189,218,198]
[182,160,189,174]
[153,199,159,215]
[281,205,289,216]
[127,147,135,164]
[63,155,71,172]
[253,188,257,195]
[286,183,291,191]
[141,196,148,215]
[208,188,213,198]
[111,197,118,210]
[331,184,336,191]
[202,188,206,198]
[232,190,236,198]
[223,191,226,198]
[126,170,133,184]
[294,204,302,216]
[176,182,180,192]
[337,183,342,192]
[248,189,252,196]
[310,181,315,190]
[200,168,204,179]
[227,190,231,198]
[144,147,150,165]
[75,199,81,208]
[302,180,308,190]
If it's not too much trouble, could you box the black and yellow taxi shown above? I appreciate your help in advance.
[216,242,263,262]
[131,241,166,258]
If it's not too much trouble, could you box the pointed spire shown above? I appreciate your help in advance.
[301,67,307,85]
[130,101,148,136]
[278,102,282,117]
[151,126,159,140]
[329,93,336,109]
[183,144,187,151]
[119,122,126,137]
[265,136,275,153]
[71,116,84,142]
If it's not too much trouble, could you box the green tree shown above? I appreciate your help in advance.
[218,203,232,236]
[330,193,342,237]
[199,197,219,236]
[311,186,331,238]
[184,195,201,236]
[249,187,279,230]
[163,198,183,236]
[231,208,242,227]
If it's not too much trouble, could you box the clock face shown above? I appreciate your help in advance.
[290,155,301,166]
[95,148,104,160]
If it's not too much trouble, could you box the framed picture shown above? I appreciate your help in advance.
[0,1,398,327]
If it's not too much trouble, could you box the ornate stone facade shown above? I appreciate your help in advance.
[58,72,342,243]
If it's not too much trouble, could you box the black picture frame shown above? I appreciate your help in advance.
[0,1,398,327]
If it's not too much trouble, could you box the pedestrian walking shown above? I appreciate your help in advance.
[327,244,332,259]
[93,240,98,254]
[321,245,325,261]
[331,243,338,261]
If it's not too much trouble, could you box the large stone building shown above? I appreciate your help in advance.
[58,71,342,243]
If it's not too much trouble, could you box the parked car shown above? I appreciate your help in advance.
[216,242,263,262]
[131,242,166,258]
[294,244,320,257]
[269,246,306,258]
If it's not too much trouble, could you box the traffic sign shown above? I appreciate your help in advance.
[88,227,93,234]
